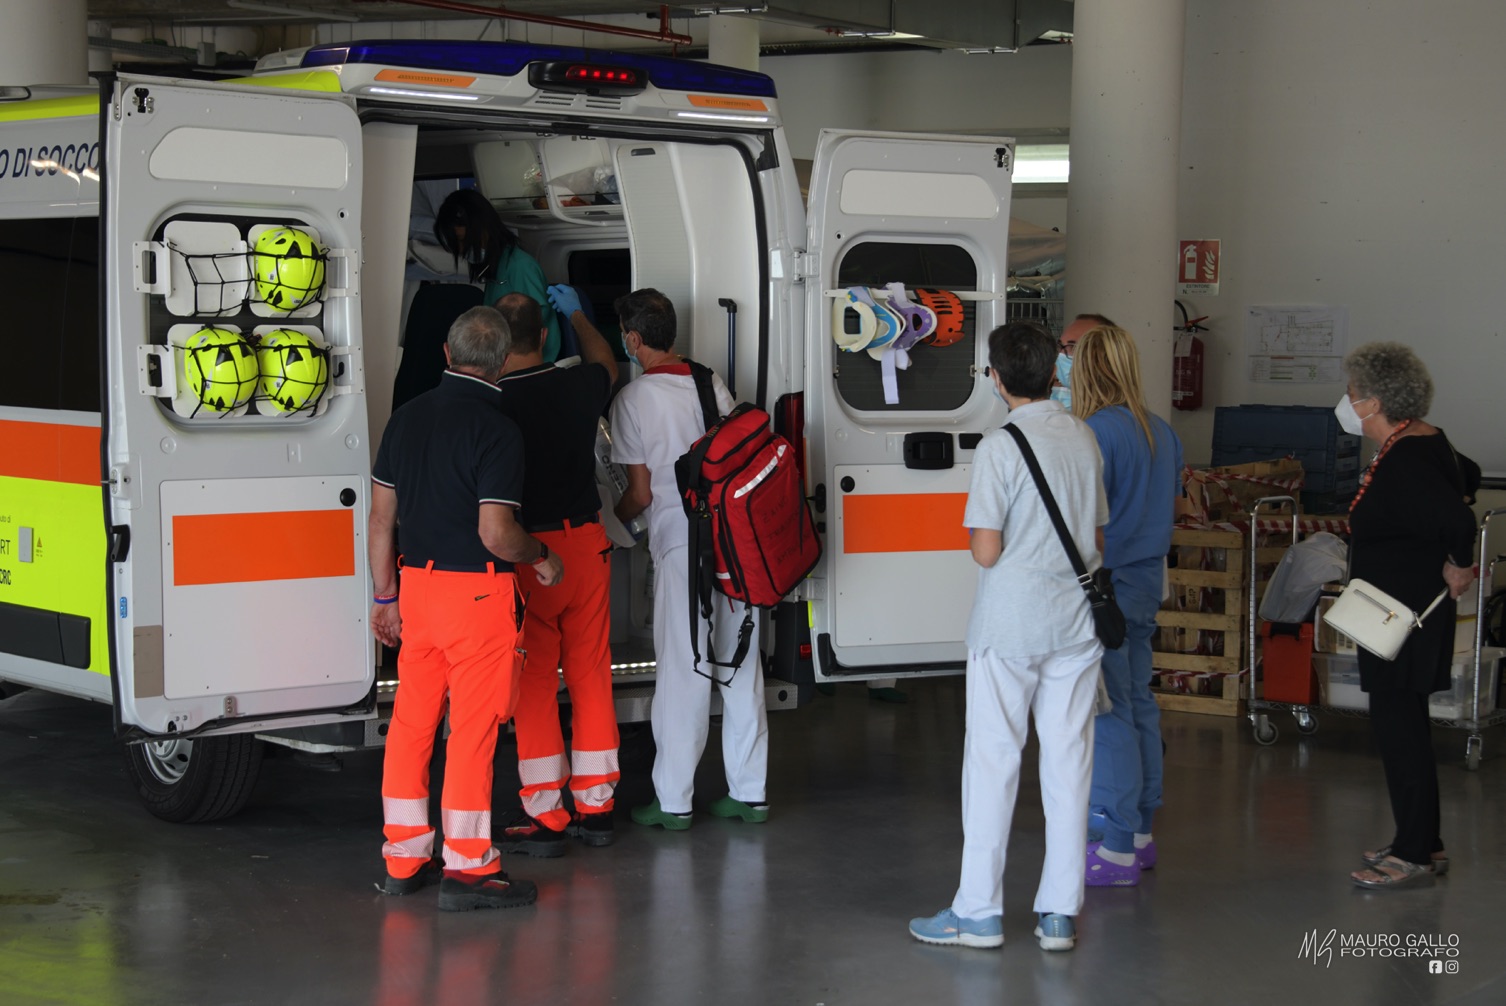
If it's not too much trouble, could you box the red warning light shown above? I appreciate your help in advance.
[565,65,638,86]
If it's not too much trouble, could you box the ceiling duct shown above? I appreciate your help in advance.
[736,0,1074,51]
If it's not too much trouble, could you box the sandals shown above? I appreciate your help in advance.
[1351,855,1436,890]
[1362,845,1449,876]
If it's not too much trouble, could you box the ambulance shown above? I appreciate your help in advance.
[0,38,1014,822]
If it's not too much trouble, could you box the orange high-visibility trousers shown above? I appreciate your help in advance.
[382,564,520,878]
[513,519,620,830]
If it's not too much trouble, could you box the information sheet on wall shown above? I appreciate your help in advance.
[1245,305,1348,383]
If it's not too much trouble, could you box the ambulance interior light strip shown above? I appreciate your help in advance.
[674,110,770,124]
[365,86,482,102]
[300,40,777,99]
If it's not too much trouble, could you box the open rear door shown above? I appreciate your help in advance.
[104,75,374,736]
[805,130,1014,677]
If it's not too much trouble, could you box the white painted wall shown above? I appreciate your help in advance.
[762,45,1073,160]
[1177,0,1506,472]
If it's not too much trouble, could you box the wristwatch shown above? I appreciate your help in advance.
[532,540,551,566]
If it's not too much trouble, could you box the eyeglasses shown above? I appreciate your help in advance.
[1058,340,1077,357]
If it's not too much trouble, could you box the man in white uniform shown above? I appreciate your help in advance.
[909,321,1108,952]
[609,288,769,829]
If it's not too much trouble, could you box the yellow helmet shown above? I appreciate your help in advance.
[257,329,330,414]
[252,226,326,312]
[181,327,258,413]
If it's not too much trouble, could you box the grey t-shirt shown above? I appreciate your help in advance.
[963,400,1110,657]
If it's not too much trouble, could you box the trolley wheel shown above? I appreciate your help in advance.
[1295,710,1319,735]
[1253,716,1280,746]
[1465,734,1483,772]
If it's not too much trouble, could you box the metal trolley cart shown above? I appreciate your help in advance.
[1245,499,1506,769]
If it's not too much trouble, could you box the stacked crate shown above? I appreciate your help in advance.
[1210,405,1360,514]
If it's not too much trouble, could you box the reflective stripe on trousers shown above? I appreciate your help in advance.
[513,522,621,828]
[382,566,519,877]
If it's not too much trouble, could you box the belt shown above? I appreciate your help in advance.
[525,511,601,533]
[399,558,506,573]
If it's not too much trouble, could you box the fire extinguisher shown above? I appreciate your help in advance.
[1172,300,1206,411]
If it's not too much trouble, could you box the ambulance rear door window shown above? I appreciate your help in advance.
[0,216,101,412]
[834,242,976,413]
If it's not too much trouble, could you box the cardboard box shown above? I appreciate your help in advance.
[1180,459,1305,525]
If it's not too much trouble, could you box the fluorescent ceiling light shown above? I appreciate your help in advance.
[675,110,771,123]
[1013,143,1070,184]
[225,1,361,22]
[366,86,482,102]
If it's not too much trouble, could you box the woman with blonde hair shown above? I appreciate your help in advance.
[1071,324,1183,887]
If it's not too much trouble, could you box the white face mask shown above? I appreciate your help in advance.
[1335,394,1373,437]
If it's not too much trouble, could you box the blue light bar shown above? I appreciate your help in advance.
[302,40,777,100]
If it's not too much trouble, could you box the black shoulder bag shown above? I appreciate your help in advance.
[1003,423,1126,650]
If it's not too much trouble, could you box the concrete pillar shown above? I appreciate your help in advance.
[1064,0,1186,414]
[707,15,759,71]
[0,0,88,85]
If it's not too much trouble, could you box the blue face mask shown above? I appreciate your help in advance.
[621,333,642,368]
[1052,352,1073,409]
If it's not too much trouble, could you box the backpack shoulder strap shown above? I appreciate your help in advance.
[685,359,721,431]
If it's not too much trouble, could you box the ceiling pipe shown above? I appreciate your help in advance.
[350,1,694,46]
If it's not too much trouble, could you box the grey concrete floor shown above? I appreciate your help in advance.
[2,678,1504,1006]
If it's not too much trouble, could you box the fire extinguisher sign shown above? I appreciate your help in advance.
[1177,239,1220,295]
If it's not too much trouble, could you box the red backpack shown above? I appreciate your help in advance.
[675,362,822,680]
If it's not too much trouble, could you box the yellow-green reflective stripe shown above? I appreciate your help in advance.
[0,95,99,123]
[220,70,344,93]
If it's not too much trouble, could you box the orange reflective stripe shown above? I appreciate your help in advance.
[172,509,354,585]
[842,492,969,554]
[374,67,475,88]
[688,94,767,111]
[0,419,99,485]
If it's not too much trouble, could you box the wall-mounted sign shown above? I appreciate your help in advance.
[1177,238,1220,295]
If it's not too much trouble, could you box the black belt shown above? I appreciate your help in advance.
[526,511,600,533]
[399,558,507,573]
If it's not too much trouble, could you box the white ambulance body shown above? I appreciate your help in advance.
[0,39,1014,821]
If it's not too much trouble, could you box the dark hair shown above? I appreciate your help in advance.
[988,321,1056,400]
[433,188,518,285]
[614,288,678,352]
[1076,312,1117,327]
[492,292,543,355]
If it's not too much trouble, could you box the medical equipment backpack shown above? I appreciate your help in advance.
[675,362,822,679]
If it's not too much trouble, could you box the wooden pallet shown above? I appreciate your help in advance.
[1152,528,1249,716]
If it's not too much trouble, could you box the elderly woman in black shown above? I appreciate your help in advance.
[1340,342,1477,889]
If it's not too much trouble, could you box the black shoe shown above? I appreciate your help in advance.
[568,811,616,848]
[500,815,567,858]
[437,870,538,912]
[376,857,442,896]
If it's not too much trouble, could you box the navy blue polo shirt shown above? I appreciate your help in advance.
[496,361,612,528]
[372,370,525,570]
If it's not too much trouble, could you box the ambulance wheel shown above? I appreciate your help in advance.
[123,733,265,823]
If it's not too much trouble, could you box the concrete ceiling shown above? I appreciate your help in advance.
[82,1,1073,54]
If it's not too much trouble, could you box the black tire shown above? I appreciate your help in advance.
[122,733,265,823]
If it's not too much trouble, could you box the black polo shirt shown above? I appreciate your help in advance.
[496,361,613,528]
[372,370,525,570]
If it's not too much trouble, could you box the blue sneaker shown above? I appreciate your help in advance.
[907,908,1004,948]
[1034,913,1076,952]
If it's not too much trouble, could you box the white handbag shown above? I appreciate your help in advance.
[1321,579,1449,661]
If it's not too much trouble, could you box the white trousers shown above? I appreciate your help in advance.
[650,545,768,815]
[951,638,1100,921]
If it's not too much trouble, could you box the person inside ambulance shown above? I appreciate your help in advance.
[431,188,563,362]
[491,288,622,856]
[368,305,564,912]
[1050,313,1115,412]
[608,288,770,830]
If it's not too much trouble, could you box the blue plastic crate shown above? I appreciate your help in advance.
[1212,405,1360,489]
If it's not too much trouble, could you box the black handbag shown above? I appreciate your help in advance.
[1003,424,1127,650]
